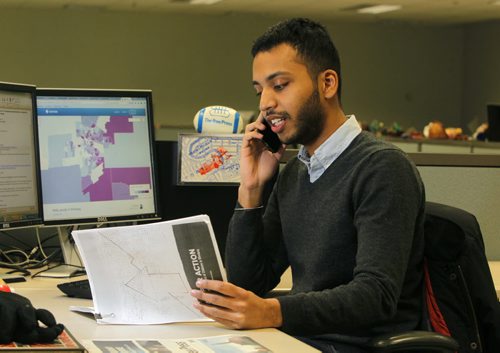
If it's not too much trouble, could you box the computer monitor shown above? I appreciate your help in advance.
[36,89,160,226]
[0,81,43,230]
[486,104,500,142]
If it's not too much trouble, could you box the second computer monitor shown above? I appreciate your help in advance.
[0,81,43,230]
[487,104,500,142]
[36,88,160,225]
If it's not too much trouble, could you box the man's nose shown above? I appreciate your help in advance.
[259,88,277,113]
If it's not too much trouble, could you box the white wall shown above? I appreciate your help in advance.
[332,23,463,131]
[462,22,500,130]
[1,8,499,259]
[0,8,464,133]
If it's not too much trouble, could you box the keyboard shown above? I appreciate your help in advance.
[57,279,92,299]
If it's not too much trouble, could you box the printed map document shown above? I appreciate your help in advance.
[72,215,226,324]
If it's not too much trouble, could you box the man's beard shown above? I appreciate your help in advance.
[280,89,326,146]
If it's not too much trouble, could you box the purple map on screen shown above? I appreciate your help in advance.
[41,115,151,204]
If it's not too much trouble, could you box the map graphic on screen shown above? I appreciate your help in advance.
[36,90,159,224]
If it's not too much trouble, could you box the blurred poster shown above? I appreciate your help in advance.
[178,134,242,184]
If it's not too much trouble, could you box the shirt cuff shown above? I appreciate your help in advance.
[234,201,264,211]
[234,205,264,211]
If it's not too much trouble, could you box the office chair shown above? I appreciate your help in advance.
[272,202,500,352]
[410,202,499,353]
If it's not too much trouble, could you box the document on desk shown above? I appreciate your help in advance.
[84,335,273,353]
[72,215,226,325]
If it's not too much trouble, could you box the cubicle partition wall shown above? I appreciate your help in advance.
[411,153,500,260]
[387,137,500,155]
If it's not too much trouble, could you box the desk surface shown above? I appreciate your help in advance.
[9,277,319,353]
[6,262,499,352]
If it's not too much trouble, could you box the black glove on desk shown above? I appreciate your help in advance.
[0,291,64,344]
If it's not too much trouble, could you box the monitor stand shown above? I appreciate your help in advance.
[38,226,85,278]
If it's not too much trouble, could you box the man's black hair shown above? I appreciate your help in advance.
[251,18,342,101]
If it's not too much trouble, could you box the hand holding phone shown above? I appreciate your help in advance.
[259,118,282,152]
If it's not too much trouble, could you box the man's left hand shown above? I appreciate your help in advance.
[191,279,282,330]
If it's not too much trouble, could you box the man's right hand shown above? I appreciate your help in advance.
[238,113,285,208]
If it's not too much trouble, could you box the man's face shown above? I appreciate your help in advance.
[252,43,326,147]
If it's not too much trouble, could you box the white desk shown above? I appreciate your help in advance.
[8,277,319,353]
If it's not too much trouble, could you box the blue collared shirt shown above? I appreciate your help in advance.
[297,115,362,183]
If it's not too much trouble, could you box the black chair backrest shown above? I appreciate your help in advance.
[424,202,500,353]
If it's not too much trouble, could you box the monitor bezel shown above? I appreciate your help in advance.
[35,88,161,226]
[0,81,44,230]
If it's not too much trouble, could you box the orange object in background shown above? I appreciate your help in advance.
[424,121,448,139]
[445,127,465,140]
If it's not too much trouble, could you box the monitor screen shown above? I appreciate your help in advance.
[487,104,500,142]
[0,81,43,230]
[36,89,160,225]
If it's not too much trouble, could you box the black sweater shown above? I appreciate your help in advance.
[226,132,425,341]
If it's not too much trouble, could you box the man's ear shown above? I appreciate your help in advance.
[320,69,339,99]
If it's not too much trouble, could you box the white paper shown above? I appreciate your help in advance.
[72,215,226,325]
[70,305,96,315]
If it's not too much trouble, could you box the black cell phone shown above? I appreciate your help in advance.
[259,119,282,152]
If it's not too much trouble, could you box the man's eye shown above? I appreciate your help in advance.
[255,91,262,97]
[274,83,288,91]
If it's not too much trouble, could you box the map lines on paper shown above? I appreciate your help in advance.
[94,228,200,317]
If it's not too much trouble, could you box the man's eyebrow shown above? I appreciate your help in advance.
[252,71,290,86]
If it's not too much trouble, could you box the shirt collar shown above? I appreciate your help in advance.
[298,115,362,182]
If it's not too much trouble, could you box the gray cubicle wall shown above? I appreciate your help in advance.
[412,154,500,260]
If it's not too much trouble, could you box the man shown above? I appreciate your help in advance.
[191,18,425,353]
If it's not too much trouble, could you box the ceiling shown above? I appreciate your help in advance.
[1,0,500,25]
